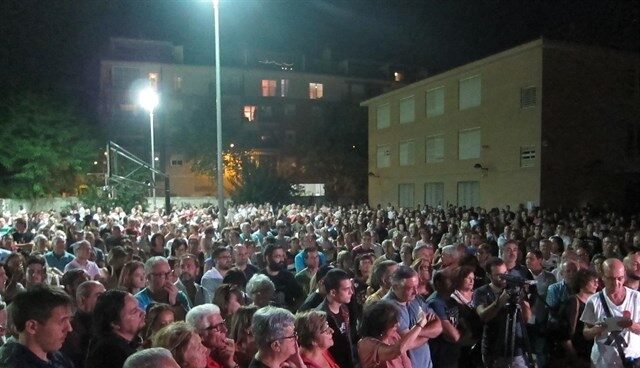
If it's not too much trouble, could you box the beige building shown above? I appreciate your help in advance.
[362,39,640,210]
[98,38,400,197]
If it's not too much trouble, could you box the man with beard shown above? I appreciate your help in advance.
[261,243,304,312]
[623,252,640,291]
[86,290,146,368]
[201,247,233,296]
[176,255,211,306]
[0,285,74,368]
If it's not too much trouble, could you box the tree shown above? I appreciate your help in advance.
[229,158,298,204]
[0,93,98,198]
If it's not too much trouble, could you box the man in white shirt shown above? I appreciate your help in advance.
[581,258,640,367]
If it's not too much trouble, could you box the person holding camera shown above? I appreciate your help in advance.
[473,258,532,368]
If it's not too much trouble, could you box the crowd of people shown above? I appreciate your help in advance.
[0,202,638,368]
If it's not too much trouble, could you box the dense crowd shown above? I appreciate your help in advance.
[0,202,639,368]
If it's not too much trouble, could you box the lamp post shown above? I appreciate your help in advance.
[213,0,225,227]
[138,87,159,210]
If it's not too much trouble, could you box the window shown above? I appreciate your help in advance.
[261,80,277,97]
[458,128,481,160]
[394,72,404,82]
[280,79,289,97]
[457,181,480,208]
[426,87,445,117]
[399,141,415,166]
[520,87,537,108]
[259,105,273,119]
[243,105,256,122]
[520,146,536,167]
[284,104,296,116]
[376,104,390,129]
[174,76,183,91]
[170,155,184,167]
[426,135,445,163]
[309,83,324,99]
[377,145,391,168]
[111,66,140,89]
[425,182,444,207]
[459,75,481,110]
[399,96,415,124]
[398,184,415,208]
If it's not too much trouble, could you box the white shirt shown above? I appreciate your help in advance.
[580,287,640,367]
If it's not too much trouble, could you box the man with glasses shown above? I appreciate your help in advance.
[135,256,190,320]
[186,304,238,368]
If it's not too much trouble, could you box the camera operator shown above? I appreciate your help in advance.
[474,258,532,368]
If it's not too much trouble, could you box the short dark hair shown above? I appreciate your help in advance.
[263,243,284,260]
[359,301,399,338]
[10,284,72,332]
[323,268,350,292]
[391,265,418,287]
[213,246,230,259]
[573,268,599,294]
[453,266,476,290]
[484,257,505,275]
[222,267,248,289]
[93,290,128,337]
[528,250,543,260]
[26,254,46,268]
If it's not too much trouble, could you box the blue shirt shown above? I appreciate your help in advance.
[545,280,572,309]
[294,251,326,273]
[0,249,12,264]
[134,288,191,312]
[44,251,75,272]
[383,291,434,368]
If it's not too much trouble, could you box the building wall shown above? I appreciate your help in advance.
[366,40,544,209]
[540,43,640,209]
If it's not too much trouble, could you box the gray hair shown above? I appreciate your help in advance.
[144,256,169,275]
[390,265,418,287]
[441,244,460,259]
[186,303,221,330]
[52,233,66,245]
[76,280,102,300]
[252,306,295,350]
[123,347,176,368]
[33,234,48,247]
[246,274,275,297]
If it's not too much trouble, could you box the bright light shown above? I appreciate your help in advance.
[229,143,235,148]
[154,157,159,161]
[138,88,159,112]
[93,161,98,165]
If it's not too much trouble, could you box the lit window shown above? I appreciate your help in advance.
[309,83,324,99]
[280,79,289,97]
[243,105,256,122]
[520,87,537,109]
[394,72,404,82]
[261,80,277,97]
[426,87,445,117]
[148,73,158,88]
[376,104,390,129]
[459,75,481,110]
[399,96,415,124]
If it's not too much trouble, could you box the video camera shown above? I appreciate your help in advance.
[499,274,528,303]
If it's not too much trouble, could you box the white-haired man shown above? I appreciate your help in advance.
[186,304,237,368]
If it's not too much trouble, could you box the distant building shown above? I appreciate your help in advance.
[362,39,640,210]
[98,38,408,197]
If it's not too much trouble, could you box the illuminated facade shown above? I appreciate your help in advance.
[363,39,640,210]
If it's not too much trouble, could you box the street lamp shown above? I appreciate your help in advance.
[138,87,159,210]
[212,0,225,227]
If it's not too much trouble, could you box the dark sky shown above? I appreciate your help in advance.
[1,0,638,96]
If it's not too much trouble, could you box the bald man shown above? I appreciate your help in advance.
[624,252,640,291]
[581,258,640,367]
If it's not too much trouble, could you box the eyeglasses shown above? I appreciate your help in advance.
[269,332,298,343]
[321,324,333,334]
[205,320,226,332]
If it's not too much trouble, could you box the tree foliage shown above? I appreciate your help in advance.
[229,158,297,204]
[0,93,98,199]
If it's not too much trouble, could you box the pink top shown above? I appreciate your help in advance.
[357,336,412,368]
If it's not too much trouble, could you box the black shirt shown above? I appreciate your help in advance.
[261,269,304,312]
[0,340,74,368]
[86,332,141,368]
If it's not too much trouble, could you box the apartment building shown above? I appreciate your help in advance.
[362,39,640,210]
[98,38,402,197]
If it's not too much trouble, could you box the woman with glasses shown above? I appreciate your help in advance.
[250,306,305,368]
[358,300,426,368]
[228,305,258,368]
[295,310,341,368]
[152,321,209,368]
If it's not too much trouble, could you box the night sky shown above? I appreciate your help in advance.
[1,0,638,99]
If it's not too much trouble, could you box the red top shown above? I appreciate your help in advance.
[302,350,342,368]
